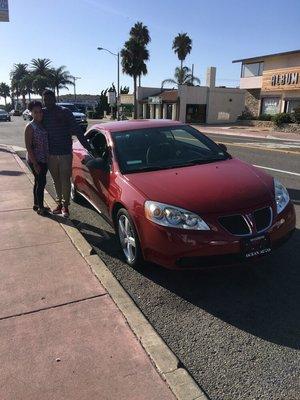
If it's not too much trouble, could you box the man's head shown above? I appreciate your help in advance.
[42,89,56,110]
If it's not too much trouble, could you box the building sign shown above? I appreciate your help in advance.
[0,0,9,22]
[120,94,134,105]
[107,90,116,105]
[271,72,298,86]
[262,67,300,91]
[148,96,162,105]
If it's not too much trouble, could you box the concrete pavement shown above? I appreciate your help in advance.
[0,147,176,400]
[195,124,300,142]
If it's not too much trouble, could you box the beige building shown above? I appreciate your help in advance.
[136,67,245,124]
[233,49,300,116]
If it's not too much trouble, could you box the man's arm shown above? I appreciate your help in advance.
[64,109,91,151]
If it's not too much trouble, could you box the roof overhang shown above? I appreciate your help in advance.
[232,49,300,64]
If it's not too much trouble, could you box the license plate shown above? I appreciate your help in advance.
[241,235,271,259]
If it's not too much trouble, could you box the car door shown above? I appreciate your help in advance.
[82,130,112,221]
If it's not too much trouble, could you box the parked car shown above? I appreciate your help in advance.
[0,109,11,121]
[22,109,32,121]
[9,109,21,116]
[71,120,296,269]
[57,102,88,132]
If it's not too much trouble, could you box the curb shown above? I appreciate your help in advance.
[10,146,209,400]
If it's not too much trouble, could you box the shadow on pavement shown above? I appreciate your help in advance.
[0,147,13,154]
[0,170,25,176]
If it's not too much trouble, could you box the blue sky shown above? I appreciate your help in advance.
[1,0,300,98]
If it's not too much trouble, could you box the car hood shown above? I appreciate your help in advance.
[125,158,275,214]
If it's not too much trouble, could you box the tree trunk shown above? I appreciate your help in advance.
[28,91,31,101]
[133,76,137,119]
[22,94,26,110]
[138,75,141,87]
[4,97,7,106]
[57,87,59,102]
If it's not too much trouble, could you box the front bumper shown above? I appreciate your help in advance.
[138,202,296,269]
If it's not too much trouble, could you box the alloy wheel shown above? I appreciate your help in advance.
[118,214,136,263]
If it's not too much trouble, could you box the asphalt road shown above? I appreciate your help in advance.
[1,117,300,400]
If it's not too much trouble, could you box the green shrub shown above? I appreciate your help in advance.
[237,111,254,120]
[271,113,292,126]
[258,114,272,121]
[292,107,300,124]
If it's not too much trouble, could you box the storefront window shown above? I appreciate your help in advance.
[286,99,300,113]
[241,62,264,77]
[261,98,280,115]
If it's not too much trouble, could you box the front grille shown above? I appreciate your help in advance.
[219,215,250,235]
[254,207,272,232]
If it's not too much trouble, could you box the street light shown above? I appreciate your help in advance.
[71,76,81,102]
[97,46,120,120]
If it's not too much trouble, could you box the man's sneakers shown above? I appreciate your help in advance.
[52,204,62,215]
[62,206,70,218]
[52,204,69,218]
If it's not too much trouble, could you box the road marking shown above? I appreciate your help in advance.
[254,165,300,177]
[222,141,300,155]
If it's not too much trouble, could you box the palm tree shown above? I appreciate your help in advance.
[50,66,74,101]
[130,22,151,86]
[172,33,192,73]
[0,82,10,106]
[30,58,53,96]
[121,37,149,119]
[161,66,200,88]
[19,73,34,102]
[32,75,51,96]
[31,58,52,76]
[10,63,28,109]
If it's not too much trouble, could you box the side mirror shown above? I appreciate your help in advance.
[86,157,105,170]
[218,143,228,152]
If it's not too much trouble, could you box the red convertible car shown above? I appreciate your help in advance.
[72,120,295,269]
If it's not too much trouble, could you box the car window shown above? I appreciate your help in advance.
[112,125,229,173]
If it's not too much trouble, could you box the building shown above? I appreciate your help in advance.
[233,49,300,116]
[136,67,245,124]
[59,94,100,110]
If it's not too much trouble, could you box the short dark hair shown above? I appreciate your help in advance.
[42,89,55,97]
[28,100,43,112]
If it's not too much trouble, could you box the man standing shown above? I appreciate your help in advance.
[42,90,91,218]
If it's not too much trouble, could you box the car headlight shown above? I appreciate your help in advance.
[274,178,290,214]
[145,201,210,230]
[81,116,87,121]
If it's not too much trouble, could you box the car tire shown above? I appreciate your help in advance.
[71,182,80,203]
[116,208,144,268]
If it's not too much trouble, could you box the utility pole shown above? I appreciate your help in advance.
[97,47,120,120]
[72,76,81,102]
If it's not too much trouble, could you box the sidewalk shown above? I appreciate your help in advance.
[193,124,300,142]
[0,147,177,400]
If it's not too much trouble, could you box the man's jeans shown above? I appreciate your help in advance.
[48,154,72,207]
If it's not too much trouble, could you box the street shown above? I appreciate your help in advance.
[1,117,300,400]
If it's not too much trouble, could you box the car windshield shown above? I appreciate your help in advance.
[112,125,230,173]
[60,104,79,112]
[0,110,6,114]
